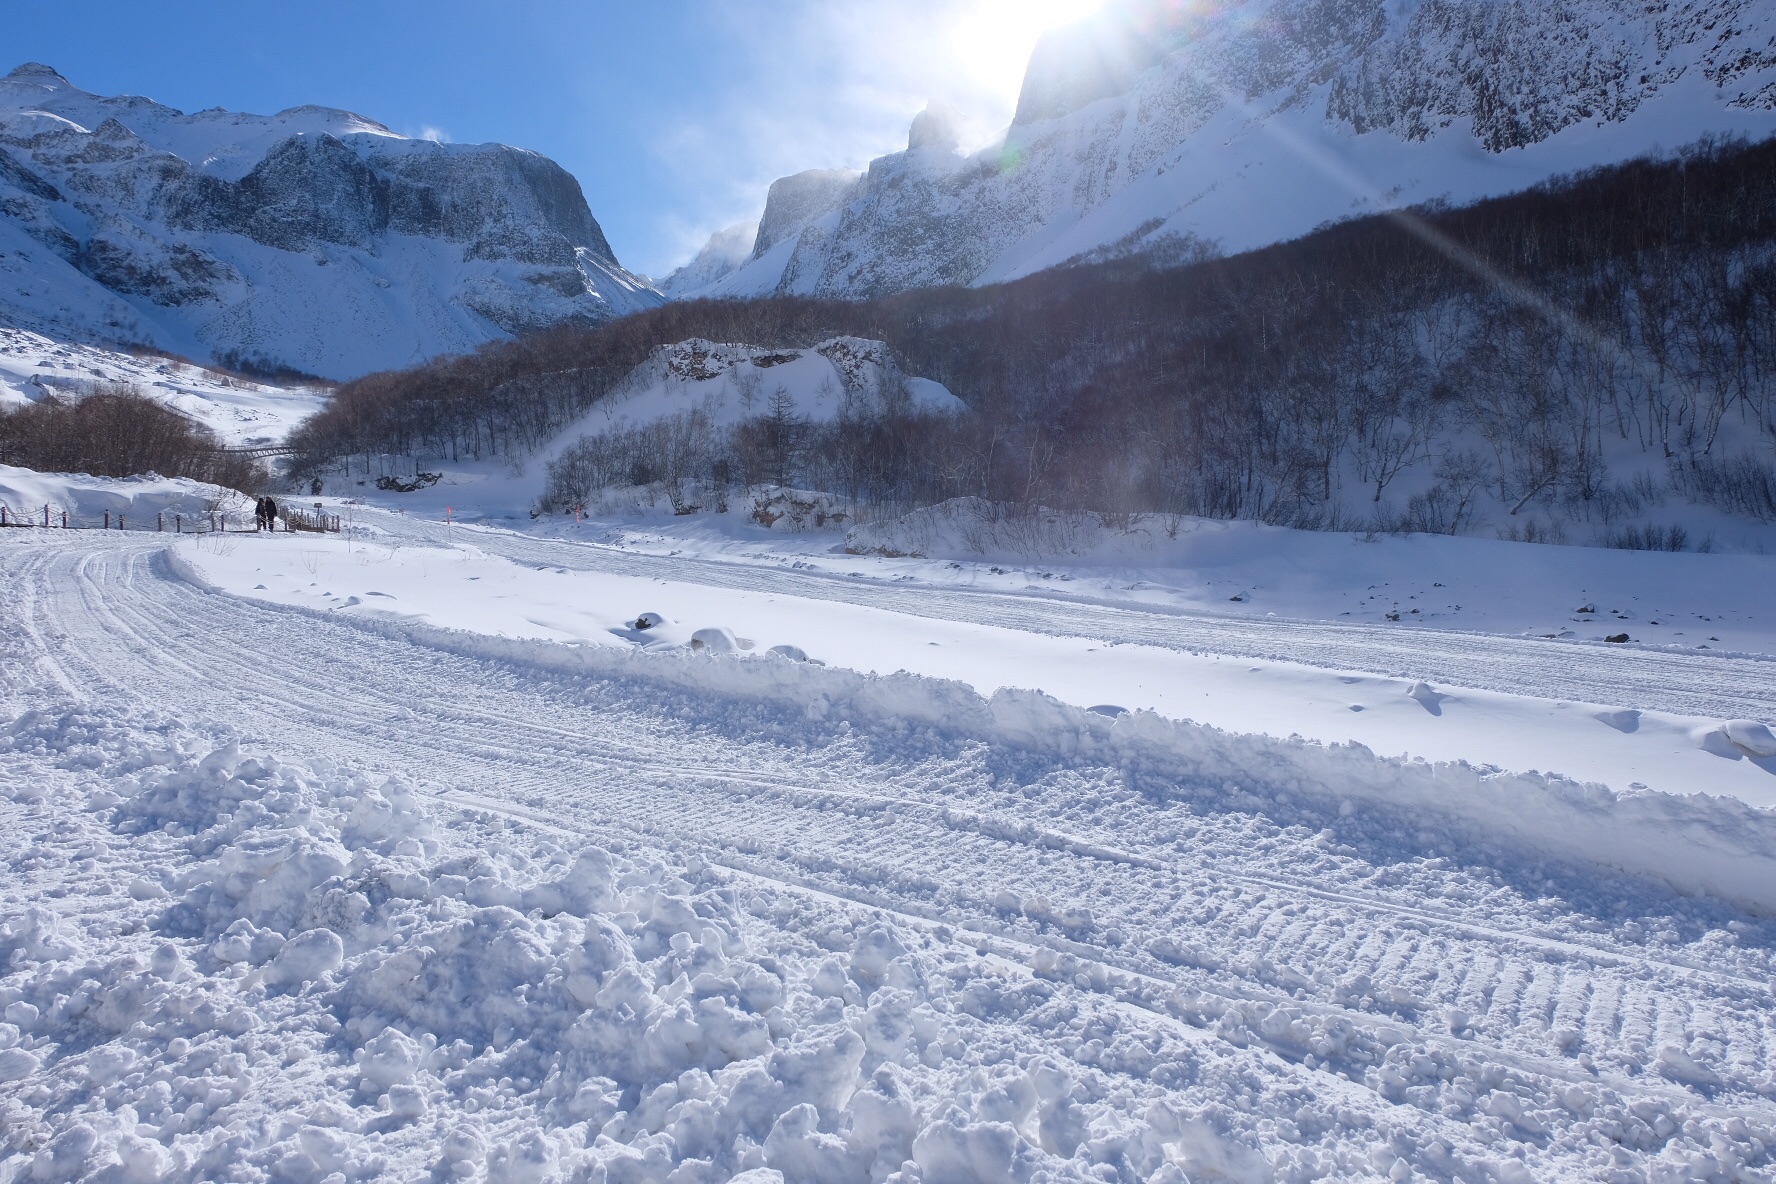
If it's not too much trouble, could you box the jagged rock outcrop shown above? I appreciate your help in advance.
[676,0,1776,301]
[751,168,861,259]
[0,64,662,379]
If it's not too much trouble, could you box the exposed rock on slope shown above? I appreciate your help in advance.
[679,0,1776,300]
[0,64,663,379]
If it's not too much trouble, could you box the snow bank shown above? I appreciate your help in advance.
[160,548,1776,914]
[0,463,245,524]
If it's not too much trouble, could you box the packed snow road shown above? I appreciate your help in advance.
[390,516,1776,724]
[3,533,1775,1183]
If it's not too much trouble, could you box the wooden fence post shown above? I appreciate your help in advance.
[158,513,164,532]
[44,504,49,528]
[176,514,182,533]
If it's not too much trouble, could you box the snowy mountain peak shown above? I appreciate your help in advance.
[5,62,71,85]
[0,68,663,378]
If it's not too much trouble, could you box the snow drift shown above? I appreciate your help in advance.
[0,464,244,525]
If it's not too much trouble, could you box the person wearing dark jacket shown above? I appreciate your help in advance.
[253,497,267,531]
[264,497,279,532]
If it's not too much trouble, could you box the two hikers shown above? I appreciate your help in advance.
[254,496,279,532]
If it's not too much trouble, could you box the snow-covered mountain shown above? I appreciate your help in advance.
[659,168,862,298]
[0,64,663,379]
[681,0,1776,300]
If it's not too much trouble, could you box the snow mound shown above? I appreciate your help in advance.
[1724,720,1776,759]
[0,463,245,524]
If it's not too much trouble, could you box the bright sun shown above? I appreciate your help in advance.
[947,0,1108,107]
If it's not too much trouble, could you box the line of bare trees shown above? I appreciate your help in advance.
[290,135,1776,534]
[0,386,267,491]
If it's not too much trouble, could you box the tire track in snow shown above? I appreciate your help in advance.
[9,535,1776,1113]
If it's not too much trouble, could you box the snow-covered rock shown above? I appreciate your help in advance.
[679,0,1776,300]
[0,63,664,379]
[556,336,962,438]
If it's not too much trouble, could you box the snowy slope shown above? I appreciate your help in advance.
[680,0,1776,299]
[0,327,325,446]
[0,64,664,379]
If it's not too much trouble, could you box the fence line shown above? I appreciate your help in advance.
[0,504,341,534]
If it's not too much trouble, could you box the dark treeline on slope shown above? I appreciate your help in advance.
[289,136,1776,529]
[0,387,266,491]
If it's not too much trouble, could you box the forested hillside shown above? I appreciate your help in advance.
[290,136,1776,543]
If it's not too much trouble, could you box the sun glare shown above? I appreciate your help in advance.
[948,0,1108,109]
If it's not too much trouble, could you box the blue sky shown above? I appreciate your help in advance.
[8,1,1101,279]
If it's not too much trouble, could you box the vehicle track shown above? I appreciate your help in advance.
[7,536,1774,1118]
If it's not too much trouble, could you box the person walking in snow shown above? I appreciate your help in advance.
[253,497,267,531]
[263,496,279,532]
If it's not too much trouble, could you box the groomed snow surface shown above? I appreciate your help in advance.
[4,506,1776,1183]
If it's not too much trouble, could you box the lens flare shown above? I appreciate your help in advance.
[947,0,1110,108]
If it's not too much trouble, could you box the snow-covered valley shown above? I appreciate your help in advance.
[5,505,1776,1182]
[8,0,1776,1177]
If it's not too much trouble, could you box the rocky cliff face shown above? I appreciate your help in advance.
[0,64,662,379]
[679,0,1776,301]
[658,167,862,298]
